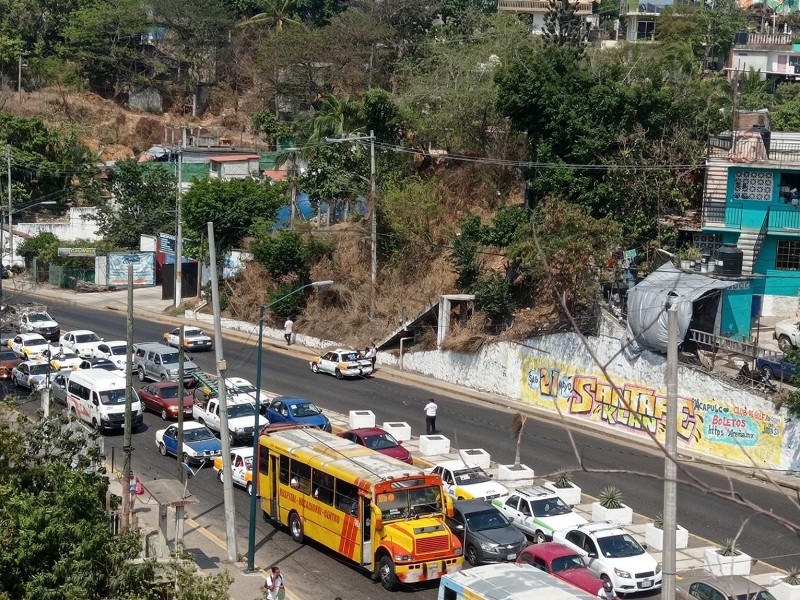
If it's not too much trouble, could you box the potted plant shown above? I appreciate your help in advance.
[687,247,702,269]
[704,538,753,576]
[544,469,582,506]
[770,567,800,600]
[644,512,688,551]
[591,486,633,525]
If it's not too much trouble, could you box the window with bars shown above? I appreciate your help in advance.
[776,240,800,270]
[733,171,773,201]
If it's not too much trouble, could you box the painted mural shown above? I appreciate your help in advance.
[521,356,785,468]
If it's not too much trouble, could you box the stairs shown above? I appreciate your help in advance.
[702,164,729,226]
[737,230,758,274]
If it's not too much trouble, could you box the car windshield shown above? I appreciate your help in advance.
[465,508,510,531]
[531,497,572,517]
[110,345,127,355]
[232,383,256,394]
[54,351,79,360]
[597,534,645,558]
[0,350,17,360]
[376,484,443,521]
[29,364,49,375]
[243,456,253,469]
[363,432,400,450]
[94,362,118,371]
[290,402,321,417]
[747,593,778,600]
[28,313,51,322]
[551,554,586,573]
[160,385,180,399]
[185,427,215,442]
[160,352,179,364]
[453,467,491,485]
[76,333,101,343]
[227,403,256,418]
[27,338,48,347]
[99,389,126,405]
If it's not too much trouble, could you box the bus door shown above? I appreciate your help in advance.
[269,454,279,517]
[361,496,371,566]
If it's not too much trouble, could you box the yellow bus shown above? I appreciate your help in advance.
[258,424,464,590]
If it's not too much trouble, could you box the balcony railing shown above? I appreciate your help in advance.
[702,202,743,229]
[737,32,792,46]
[769,206,800,230]
[708,133,800,167]
[497,0,593,12]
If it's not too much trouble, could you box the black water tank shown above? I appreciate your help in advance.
[716,243,743,276]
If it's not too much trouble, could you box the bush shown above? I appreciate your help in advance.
[719,538,741,557]
[450,216,484,292]
[252,230,310,280]
[554,469,573,489]
[599,486,624,509]
[471,272,514,324]
[267,282,307,319]
[482,205,530,247]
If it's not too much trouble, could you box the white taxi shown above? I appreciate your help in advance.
[226,377,271,405]
[60,330,104,358]
[11,359,52,390]
[309,348,373,379]
[48,345,83,371]
[431,460,509,501]
[163,327,213,351]
[213,447,254,495]
[9,333,50,359]
[492,485,587,543]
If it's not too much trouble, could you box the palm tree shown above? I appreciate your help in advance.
[309,94,362,142]
[238,0,301,32]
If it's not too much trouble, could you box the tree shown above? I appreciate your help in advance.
[543,0,585,51]
[240,0,302,31]
[251,229,310,280]
[299,143,366,221]
[182,178,287,251]
[92,160,177,249]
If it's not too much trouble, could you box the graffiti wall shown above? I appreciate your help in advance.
[521,357,784,468]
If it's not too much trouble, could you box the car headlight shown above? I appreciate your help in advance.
[480,542,499,552]
[168,369,178,375]
[656,565,662,574]
[453,547,462,555]
[235,426,244,433]
[394,554,412,562]
[614,568,632,578]
[169,405,179,412]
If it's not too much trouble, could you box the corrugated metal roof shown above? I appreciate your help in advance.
[207,154,259,163]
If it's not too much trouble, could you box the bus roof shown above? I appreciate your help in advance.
[261,425,427,489]
[440,563,598,600]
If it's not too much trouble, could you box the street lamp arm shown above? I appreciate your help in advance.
[259,280,334,317]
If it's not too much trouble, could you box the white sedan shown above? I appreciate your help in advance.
[309,348,373,379]
[213,447,254,495]
[60,330,104,358]
[47,345,83,371]
[92,340,129,368]
[226,377,271,406]
[431,460,509,501]
[11,360,52,390]
[492,486,587,543]
[155,421,223,466]
[163,327,213,351]
[9,333,50,359]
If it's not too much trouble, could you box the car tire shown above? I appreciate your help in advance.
[335,369,343,380]
[534,530,547,544]
[12,376,20,388]
[600,575,614,594]
[378,556,398,591]
[158,442,167,456]
[161,408,168,420]
[761,365,776,381]
[218,470,224,483]
[289,512,304,543]
[778,335,793,353]
[466,544,480,566]
[160,373,168,382]
[311,363,319,373]
[182,453,191,465]
[246,482,253,496]
[138,367,146,382]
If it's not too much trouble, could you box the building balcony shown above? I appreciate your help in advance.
[733,32,792,47]
[708,133,800,167]
[702,201,800,232]
[498,0,592,13]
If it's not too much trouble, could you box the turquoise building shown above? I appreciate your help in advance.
[701,115,800,340]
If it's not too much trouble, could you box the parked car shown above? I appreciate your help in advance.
[163,327,213,351]
[91,340,129,369]
[553,522,662,595]
[11,359,52,390]
[676,575,776,600]
[516,542,604,596]
[264,397,332,432]
[0,327,17,347]
[446,499,528,566]
[47,345,83,371]
[492,486,587,543]
[309,348,373,379]
[773,318,800,352]
[225,376,271,405]
[50,371,72,405]
[339,427,413,464]
[60,330,104,358]
[9,333,49,359]
[155,421,222,466]
[213,447,254,495]
[139,381,194,420]
[431,460,508,501]
[0,347,22,379]
[756,354,800,382]
[79,357,121,371]
[133,342,199,382]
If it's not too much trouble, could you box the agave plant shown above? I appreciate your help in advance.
[554,469,574,489]
[653,513,664,530]
[599,486,624,509]
[784,567,800,586]
[718,538,741,557]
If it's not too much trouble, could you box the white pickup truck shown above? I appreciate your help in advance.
[774,319,800,352]
[192,395,267,445]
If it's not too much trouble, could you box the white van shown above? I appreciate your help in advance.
[66,369,144,433]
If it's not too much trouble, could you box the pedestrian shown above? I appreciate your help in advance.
[597,580,617,600]
[284,317,294,346]
[128,473,138,510]
[368,342,377,370]
[263,566,285,600]
[424,398,438,434]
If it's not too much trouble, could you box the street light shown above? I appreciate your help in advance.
[0,199,57,302]
[247,279,334,572]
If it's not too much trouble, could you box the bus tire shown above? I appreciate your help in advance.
[378,556,398,591]
[289,512,304,543]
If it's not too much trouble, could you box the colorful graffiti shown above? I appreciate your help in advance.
[522,358,784,467]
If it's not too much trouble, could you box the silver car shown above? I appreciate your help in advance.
[50,371,72,405]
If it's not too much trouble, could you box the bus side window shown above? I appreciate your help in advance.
[312,470,334,505]
[290,460,311,495]
[279,455,289,485]
[258,447,269,476]
[336,480,359,516]
[443,587,458,600]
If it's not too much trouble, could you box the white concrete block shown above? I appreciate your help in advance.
[497,463,534,486]
[419,435,450,456]
[591,502,633,526]
[383,421,411,442]
[459,448,490,469]
[704,548,752,576]
[543,481,582,506]
[644,523,688,551]
[348,410,375,429]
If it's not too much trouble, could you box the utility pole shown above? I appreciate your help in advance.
[175,152,183,308]
[7,148,12,270]
[176,324,186,541]
[17,55,22,104]
[662,303,678,600]
[122,264,134,532]
[369,130,376,320]
[208,221,237,562]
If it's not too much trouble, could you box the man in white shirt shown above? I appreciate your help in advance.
[283,318,293,345]
[424,398,438,434]
[264,566,284,600]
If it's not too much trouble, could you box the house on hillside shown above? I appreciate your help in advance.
[497,0,595,34]
[208,154,260,180]
[700,110,800,339]
[727,31,800,81]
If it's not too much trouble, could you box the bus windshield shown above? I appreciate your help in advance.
[376,485,443,521]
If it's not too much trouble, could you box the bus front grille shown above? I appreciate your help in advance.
[416,535,450,554]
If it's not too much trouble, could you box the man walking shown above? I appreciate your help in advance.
[263,566,285,600]
[283,317,294,346]
[424,398,438,434]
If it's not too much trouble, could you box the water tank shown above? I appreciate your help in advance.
[716,243,743,276]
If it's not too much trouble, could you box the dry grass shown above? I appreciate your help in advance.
[440,315,492,353]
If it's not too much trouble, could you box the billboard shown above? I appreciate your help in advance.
[159,233,176,256]
[107,252,156,286]
[57,247,96,257]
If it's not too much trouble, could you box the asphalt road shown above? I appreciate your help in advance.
[5,291,800,599]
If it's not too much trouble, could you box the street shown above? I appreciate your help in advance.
[4,290,800,599]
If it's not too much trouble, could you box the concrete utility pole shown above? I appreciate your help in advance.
[175,152,183,308]
[208,221,237,562]
[122,264,134,532]
[662,303,679,600]
[7,148,12,270]
[369,130,376,320]
[176,324,186,542]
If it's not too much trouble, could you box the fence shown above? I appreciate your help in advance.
[48,264,95,289]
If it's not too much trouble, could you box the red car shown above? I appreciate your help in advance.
[0,348,22,380]
[517,542,604,596]
[338,427,413,464]
[138,381,194,421]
